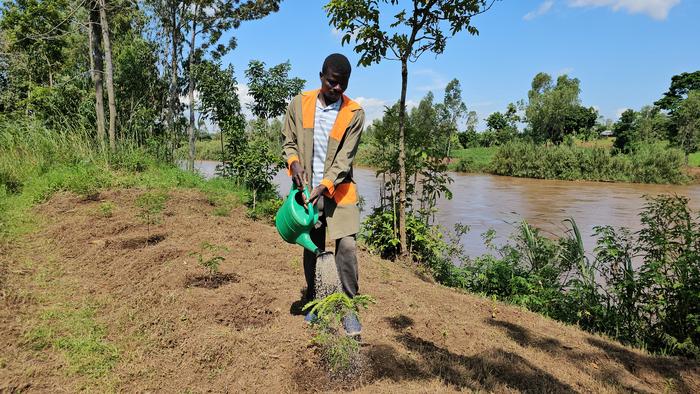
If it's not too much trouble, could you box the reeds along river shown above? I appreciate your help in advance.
[193,161,700,258]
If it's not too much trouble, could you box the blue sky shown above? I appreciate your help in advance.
[220,0,699,128]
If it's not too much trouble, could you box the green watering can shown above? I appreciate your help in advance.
[275,186,320,254]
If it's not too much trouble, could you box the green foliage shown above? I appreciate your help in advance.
[245,60,305,120]
[613,107,669,153]
[190,242,228,276]
[361,209,467,284]
[303,293,374,375]
[655,70,700,114]
[246,196,282,223]
[364,193,700,358]
[671,90,700,159]
[491,140,687,184]
[525,72,596,144]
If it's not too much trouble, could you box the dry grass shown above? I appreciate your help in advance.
[1,189,698,392]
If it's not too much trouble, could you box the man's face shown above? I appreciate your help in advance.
[319,67,349,104]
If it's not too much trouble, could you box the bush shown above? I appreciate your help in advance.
[360,208,466,285]
[490,141,687,184]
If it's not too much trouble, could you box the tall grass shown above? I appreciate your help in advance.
[491,141,687,184]
[0,118,208,240]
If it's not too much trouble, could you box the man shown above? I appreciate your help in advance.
[281,53,365,337]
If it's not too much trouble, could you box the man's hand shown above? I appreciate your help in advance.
[308,184,328,206]
[290,161,306,190]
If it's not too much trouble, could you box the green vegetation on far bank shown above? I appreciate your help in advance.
[448,147,497,172]
[490,141,688,184]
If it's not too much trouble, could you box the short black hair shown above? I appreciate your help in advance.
[322,53,351,76]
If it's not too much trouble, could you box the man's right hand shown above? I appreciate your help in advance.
[290,161,306,190]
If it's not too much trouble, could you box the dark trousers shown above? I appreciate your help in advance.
[303,197,359,300]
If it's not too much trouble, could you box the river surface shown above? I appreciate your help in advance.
[192,160,700,258]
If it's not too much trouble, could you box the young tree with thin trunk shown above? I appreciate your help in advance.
[87,0,106,150]
[325,0,497,256]
[440,78,468,158]
[183,0,281,171]
[98,0,117,153]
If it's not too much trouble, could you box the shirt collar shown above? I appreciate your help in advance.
[316,96,342,111]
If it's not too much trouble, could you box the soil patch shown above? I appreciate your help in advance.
[119,233,166,249]
[184,272,239,289]
[1,188,699,392]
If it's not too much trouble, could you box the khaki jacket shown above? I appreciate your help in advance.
[282,89,365,240]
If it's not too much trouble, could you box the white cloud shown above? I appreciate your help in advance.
[354,96,419,127]
[413,69,448,92]
[524,1,555,21]
[557,67,575,76]
[615,107,630,119]
[567,0,680,20]
[236,83,255,119]
[354,97,389,127]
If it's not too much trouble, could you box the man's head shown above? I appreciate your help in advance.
[319,53,351,104]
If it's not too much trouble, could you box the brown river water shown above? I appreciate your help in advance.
[193,160,700,258]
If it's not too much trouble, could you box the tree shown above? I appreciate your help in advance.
[244,60,305,120]
[242,59,304,209]
[439,78,467,157]
[87,0,107,150]
[326,0,497,255]
[145,0,188,160]
[98,0,117,153]
[0,0,71,113]
[192,60,244,164]
[673,90,700,163]
[655,71,700,114]
[525,73,584,144]
[183,0,281,171]
[613,109,637,153]
[612,106,668,153]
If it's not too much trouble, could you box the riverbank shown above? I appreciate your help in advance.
[183,138,700,184]
[2,183,699,391]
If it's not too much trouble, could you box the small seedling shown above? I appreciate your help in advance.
[303,293,375,377]
[135,190,169,237]
[190,242,229,277]
[98,201,115,218]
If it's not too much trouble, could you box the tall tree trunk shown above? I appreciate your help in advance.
[187,14,198,171]
[88,1,106,151]
[169,7,179,162]
[99,0,117,153]
[398,60,408,257]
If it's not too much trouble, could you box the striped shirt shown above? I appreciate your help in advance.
[312,97,341,188]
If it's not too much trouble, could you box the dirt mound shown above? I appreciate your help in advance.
[1,188,699,392]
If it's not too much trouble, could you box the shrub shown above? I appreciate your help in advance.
[491,141,686,184]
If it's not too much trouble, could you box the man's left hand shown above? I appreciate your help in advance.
[308,184,327,206]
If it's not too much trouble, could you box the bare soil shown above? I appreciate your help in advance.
[1,189,699,392]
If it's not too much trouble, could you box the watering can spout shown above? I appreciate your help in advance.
[296,233,320,255]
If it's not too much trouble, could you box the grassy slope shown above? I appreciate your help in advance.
[689,152,700,167]
[448,147,497,171]
[1,174,699,392]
